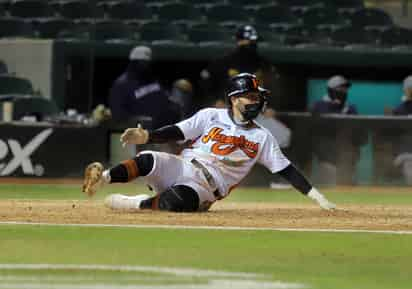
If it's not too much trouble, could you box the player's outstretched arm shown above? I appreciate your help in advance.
[278,164,336,210]
[120,124,185,147]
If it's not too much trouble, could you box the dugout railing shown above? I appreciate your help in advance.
[269,112,412,186]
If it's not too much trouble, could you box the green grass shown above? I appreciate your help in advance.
[0,225,411,289]
[0,183,412,288]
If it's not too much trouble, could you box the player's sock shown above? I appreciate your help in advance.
[109,153,154,183]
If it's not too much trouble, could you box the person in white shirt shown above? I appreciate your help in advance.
[83,73,335,212]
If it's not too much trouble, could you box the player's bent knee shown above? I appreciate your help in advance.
[134,153,154,176]
[158,185,200,212]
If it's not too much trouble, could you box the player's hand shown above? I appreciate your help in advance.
[308,188,336,211]
[120,124,149,147]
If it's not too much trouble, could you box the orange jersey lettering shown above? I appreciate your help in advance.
[202,127,259,158]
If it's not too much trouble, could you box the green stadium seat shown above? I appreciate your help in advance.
[12,97,59,120]
[229,0,276,9]
[58,0,104,20]
[349,8,393,28]
[326,0,364,11]
[182,0,221,10]
[0,75,34,95]
[106,2,153,22]
[139,21,186,45]
[257,28,285,46]
[330,25,381,47]
[280,24,314,45]
[92,20,137,43]
[205,4,251,26]
[380,27,412,48]
[157,3,203,24]
[55,22,91,40]
[301,7,347,27]
[277,0,324,8]
[253,4,299,25]
[187,23,232,47]
[9,0,54,18]
[257,22,311,45]
[0,17,35,38]
[287,1,326,17]
[36,18,75,38]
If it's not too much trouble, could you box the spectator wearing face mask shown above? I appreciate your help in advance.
[310,75,364,185]
[311,75,357,114]
[109,46,180,129]
[199,24,277,106]
[393,75,412,184]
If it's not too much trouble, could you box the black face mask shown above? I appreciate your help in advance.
[128,60,154,81]
[239,101,264,121]
[328,88,348,107]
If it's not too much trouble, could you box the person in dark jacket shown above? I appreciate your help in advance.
[311,75,357,115]
[393,75,412,184]
[310,75,364,185]
[199,25,277,105]
[109,46,179,129]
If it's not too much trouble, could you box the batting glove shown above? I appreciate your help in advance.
[120,124,149,147]
[308,188,336,211]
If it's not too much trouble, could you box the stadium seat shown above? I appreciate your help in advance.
[277,0,324,9]
[55,22,91,40]
[327,0,364,11]
[257,28,285,46]
[92,20,137,43]
[0,17,35,38]
[281,25,314,45]
[139,21,186,45]
[58,0,104,20]
[253,5,299,25]
[183,0,222,10]
[36,18,75,38]
[157,3,203,24]
[106,1,153,22]
[349,8,393,28]
[301,7,347,27]
[9,0,54,18]
[12,97,59,120]
[286,0,326,17]
[380,27,412,48]
[330,25,381,47]
[0,75,34,95]
[187,23,232,47]
[229,0,276,9]
[205,4,251,26]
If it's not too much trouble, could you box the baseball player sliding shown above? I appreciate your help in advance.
[83,73,336,212]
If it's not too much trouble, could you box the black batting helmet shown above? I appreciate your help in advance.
[226,73,269,121]
[227,73,260,97]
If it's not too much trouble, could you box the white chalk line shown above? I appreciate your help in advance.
[0,264,306,289]
[0,264,260,278]
[0,221,411,235]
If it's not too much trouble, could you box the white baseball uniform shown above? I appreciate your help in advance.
[140,108,290,209]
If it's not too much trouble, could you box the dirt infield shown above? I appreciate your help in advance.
[1,199,412,231]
